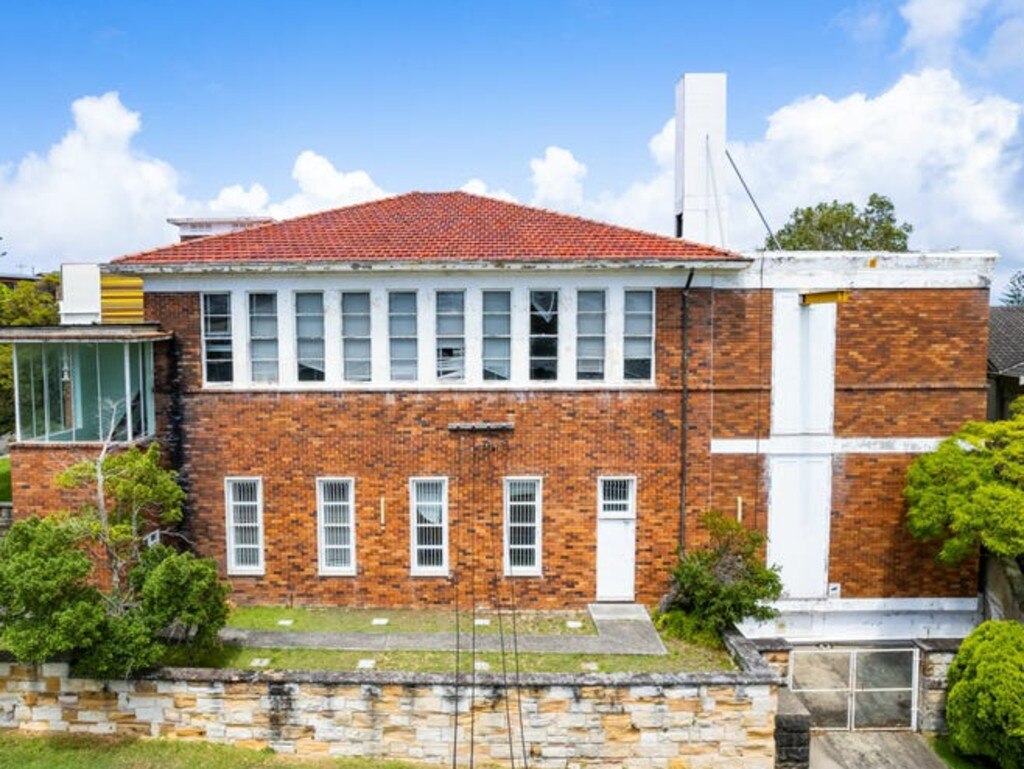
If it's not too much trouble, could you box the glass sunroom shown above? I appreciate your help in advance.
[1,326,168,444]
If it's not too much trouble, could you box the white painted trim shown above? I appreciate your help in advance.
[503,476,543,578]
[738,596,982,642]
[12,344,20,442]
[224,476,265,577]
[597,476,638,520]
[409,476,449,578]
[132,250,994,290]
[316,476,357,577]
[710,436,944,455]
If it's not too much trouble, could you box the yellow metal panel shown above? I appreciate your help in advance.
[100,274,144,324]
[799,290,850,306]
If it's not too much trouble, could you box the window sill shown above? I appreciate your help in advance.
[318,569,357,578]
[227,569,265,578]
[410,570,450,579]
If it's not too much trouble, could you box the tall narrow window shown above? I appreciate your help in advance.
[389,291,418,381]
[225,478,264,575]
[435,290,465,381]
[317,478,356,575]
[599,477,636,518]
[529,290,558,380]
[482,290,511,381]
[249,293,279,383]
[202,293,233,383]
[576,290,605,380]
[505,478,542,576]
[342,292,372,382]
[295,292,325,382]
[410,478,448,576]
[624,290,654,380]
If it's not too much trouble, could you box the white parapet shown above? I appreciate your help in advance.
[58,264,101,325]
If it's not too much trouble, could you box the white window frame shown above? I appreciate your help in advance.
[224,476,265,576]
[435,289,466,381]
[576,289,606,381]
[409,476,449,577]
[528,288,560,381]
[389,290,419,381]
[294,290,326,382]
[623,289,655,382]
[247,291,280,383]
[201,292,234,386]
[482,289,512,382]
[342,291,373,382]
[598,476,637,520]
[503,476,543,577]
[316,477,357,577]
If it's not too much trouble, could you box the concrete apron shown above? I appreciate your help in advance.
[811,732,946,769]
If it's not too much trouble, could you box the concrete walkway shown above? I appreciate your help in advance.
[811,732,946,769]
[219,603,667,656]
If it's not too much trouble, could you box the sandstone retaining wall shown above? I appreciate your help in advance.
[0,661,779,768]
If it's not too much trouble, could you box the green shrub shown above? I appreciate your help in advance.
[946,620,1024,769]
[655,512,782,646]
[0,517,105,662]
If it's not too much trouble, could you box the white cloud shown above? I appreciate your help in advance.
[460,178,517,203]
[725,69,1024,266]
[529,146,587,209]
[900,0,992,64]
[0,92,184,270]
[0,94,389,271]
[265,151,387,220]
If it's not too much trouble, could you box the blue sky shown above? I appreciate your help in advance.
[0,0,1022,284]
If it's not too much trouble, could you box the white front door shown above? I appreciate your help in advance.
[767,455,832,598]
[596,477,637,601]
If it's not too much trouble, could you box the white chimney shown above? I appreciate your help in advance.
[675,73,729,248]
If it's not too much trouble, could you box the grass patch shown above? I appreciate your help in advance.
[0,455,10,503]
[0,730,425,769]
[164,634,732,674]
[930,736,995,769]
[227,606,596,636]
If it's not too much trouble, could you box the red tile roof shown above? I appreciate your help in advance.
[113,191,741,267]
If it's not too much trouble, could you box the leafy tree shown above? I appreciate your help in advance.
[767,193,912,251]
[946,621,1024,768]
[0,274,59,434]
[0,440,230,677]
[905,399,1024,564]
[656,512,782,646]
[1002,271,1024,306]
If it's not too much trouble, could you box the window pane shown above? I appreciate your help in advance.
[625,291,653,312]
[249,293,278,383]
[296,292,325,382]
[412,480,447,572]
[505,479,540,574]
[483,290,512,382]
[530,291,558,380]
[624,290,654,381]
[436,291,465,381]
[203,293,233,384]
[319,479,354,573]
[342,292,372,382]
[389,292,417,381]
[296,292,323,314]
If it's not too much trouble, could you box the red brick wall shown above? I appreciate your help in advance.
[825,289,988,598]
[830,454,976,598]
[10,444,99,518]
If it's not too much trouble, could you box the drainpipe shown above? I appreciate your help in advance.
[679,269,695,552]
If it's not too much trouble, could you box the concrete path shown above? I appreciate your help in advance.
[219,603,667,656]
[811,732,946,769]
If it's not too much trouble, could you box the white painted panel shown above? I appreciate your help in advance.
[59,264,101,325]
[596,518,636,601]
[767,455,832,599]
[771,291,836,436]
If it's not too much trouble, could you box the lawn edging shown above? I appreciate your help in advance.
[0,633,782,768]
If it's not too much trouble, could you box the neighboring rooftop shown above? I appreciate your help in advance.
[989,306,1024,377]
[113,191,742,268]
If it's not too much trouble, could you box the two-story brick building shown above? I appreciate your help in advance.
[3,187,993,642]
[0,74,997,644]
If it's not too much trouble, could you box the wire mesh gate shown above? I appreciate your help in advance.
[789,647,919,731]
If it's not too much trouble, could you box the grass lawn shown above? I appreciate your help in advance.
[0,455,10,503]
[0,731,425,769]
[227,606,596,636]
[930,736,995,769]
[164,634,732,674]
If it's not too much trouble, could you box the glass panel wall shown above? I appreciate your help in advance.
[14,341,155,443]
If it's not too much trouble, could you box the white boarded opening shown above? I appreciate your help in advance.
[771,291,836,436]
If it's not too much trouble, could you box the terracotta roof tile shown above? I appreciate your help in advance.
[113,191,741,266]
